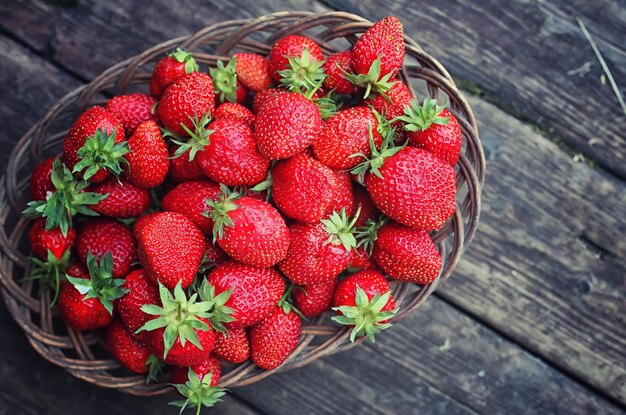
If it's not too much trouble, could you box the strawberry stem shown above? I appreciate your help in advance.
[210,57,239,103]
[170,369,227,414]
[73,128,129,181]
[278,48,326,93]
[321,207,361,251]
[341,56,397,100]
[394,96,450,131]
[169,111,214,161]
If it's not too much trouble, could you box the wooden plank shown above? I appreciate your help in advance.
[234,297,624,415]
[318,0,626,179]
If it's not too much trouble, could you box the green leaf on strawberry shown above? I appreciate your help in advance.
[395,96,450,131]
[196,279,235,334]
[341,56,397,100]
[169,111,214,161]
[203,185,241,242]
[350,125,405,183]
[171,47,200,74]
[145,354,164,385]
[170,369,226,415]
[73,128,129,181]
[25,247,71,306]
[321,207,361,252]
[332,286,396,342]
[278,48,326,93]
[210,58,239,103]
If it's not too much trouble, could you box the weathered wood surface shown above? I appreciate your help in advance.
[0,0,625,414]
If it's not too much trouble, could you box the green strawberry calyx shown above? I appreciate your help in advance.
[355,215,389,255]
[168,111,214,161]
[196,278,235,334]
[395,96,450,132]
[145,354,164,385]
[279,48,327,93]
[331,286,397,343]
[350,125,405,184]
[277,283,304,319]
[203,185,242,242]
[23,158,109,237]
[170,47,199,74]
[341,56,397,100]
[136,281,214,359]
[66,251,128,315]
[25,247,71,307]
[170,369,227,415]
[210,57,239,104]
[73,128,129,181]
[321,207,362,252]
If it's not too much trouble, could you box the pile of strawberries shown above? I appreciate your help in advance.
[23,16,461,412]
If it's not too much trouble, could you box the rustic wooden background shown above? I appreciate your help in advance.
[0,1,625,414]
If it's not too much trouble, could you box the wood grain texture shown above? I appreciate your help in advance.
[319,0,626,178]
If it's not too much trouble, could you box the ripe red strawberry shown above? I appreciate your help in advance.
[279,209,359,285]
[58,252,127,331]
[29,218,75,261]
[373,221,442,284]
[138,282,217,366]
[30,157,55,201]
[328,170,355,216]
[62,106,126,183]
[133,212,159,240]
[75,218,136,279]
[268,35,324,82]
[202,238,226,269]
[292,278,337,318]
[169,356,225,413]
[210,58,248,104]
[106,93,158,136]
[116,269,160,342]
[206,193,289,267]
[195,119,269,186]
[366,79,413,124]
[397,98,462,166]
[363,146,456,230]
[137,212,205,289]
[213,102,255,128]
[349,247,377,271]
[254,92,322,159]
[252,88,285,114]
[250,306,301,370]
[105,319,152,374]
[352,184,380,227]
[157,72,215,137]
[161,180,222,234]
[208,261,285,329]
[351,16,405,80]
[234,53,274,92]
[125,120,169,188]
[166,144,206,183]
[150,48,199,98]
[89,177,150,218]
[313,106,382,170]
[323,51,356,94]
[271,154,337,223]
[212,327,249,363]
[332,269,396,342]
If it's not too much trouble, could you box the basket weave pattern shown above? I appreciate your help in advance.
[0,11,484,395]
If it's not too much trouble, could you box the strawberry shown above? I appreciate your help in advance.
[157,72,215,137]
[62,106,127,183]
[195,119,270,186]
[213,102,255,128]
[254,92,322,159]
[170,356,225,414]
[347,17,404,97]
[332,269,396,342]
[29,218,75,262]
[348,246,377,271]
[328,170,355,216]
[89,177,150,218]
[359,145,456,230]
[373,221,442,284]
[125,120,169,188]
[133,212,159,240]
[75,218,137,279]
[234,53,274,92]
[116,269,160,342]
[137,281,219,366]
[271,154,337,223]
[210,58,248,104]
[250,306,301,370]
[313,106,382,170]
[166,144,206,182]
[106,93,158,136]
[352,184,380,227]
[24,159,107,237]
[279,209,359,285]
[161,180,222,234]
[396,97,462,166]
[252,88,285,114]
[268,35,324,82]
[137,212,205,289]
[206,191,289,268]
[292,278,337,318]
[208,261,285,329]
[323,51,356,95]
[30,157,55,201]
[58,251,127,331]
[150,48,199,98]
[105,319,153,374]
[212,327,249,363]
[365,79,413,124]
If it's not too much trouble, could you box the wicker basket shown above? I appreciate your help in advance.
[0,11,484,395]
